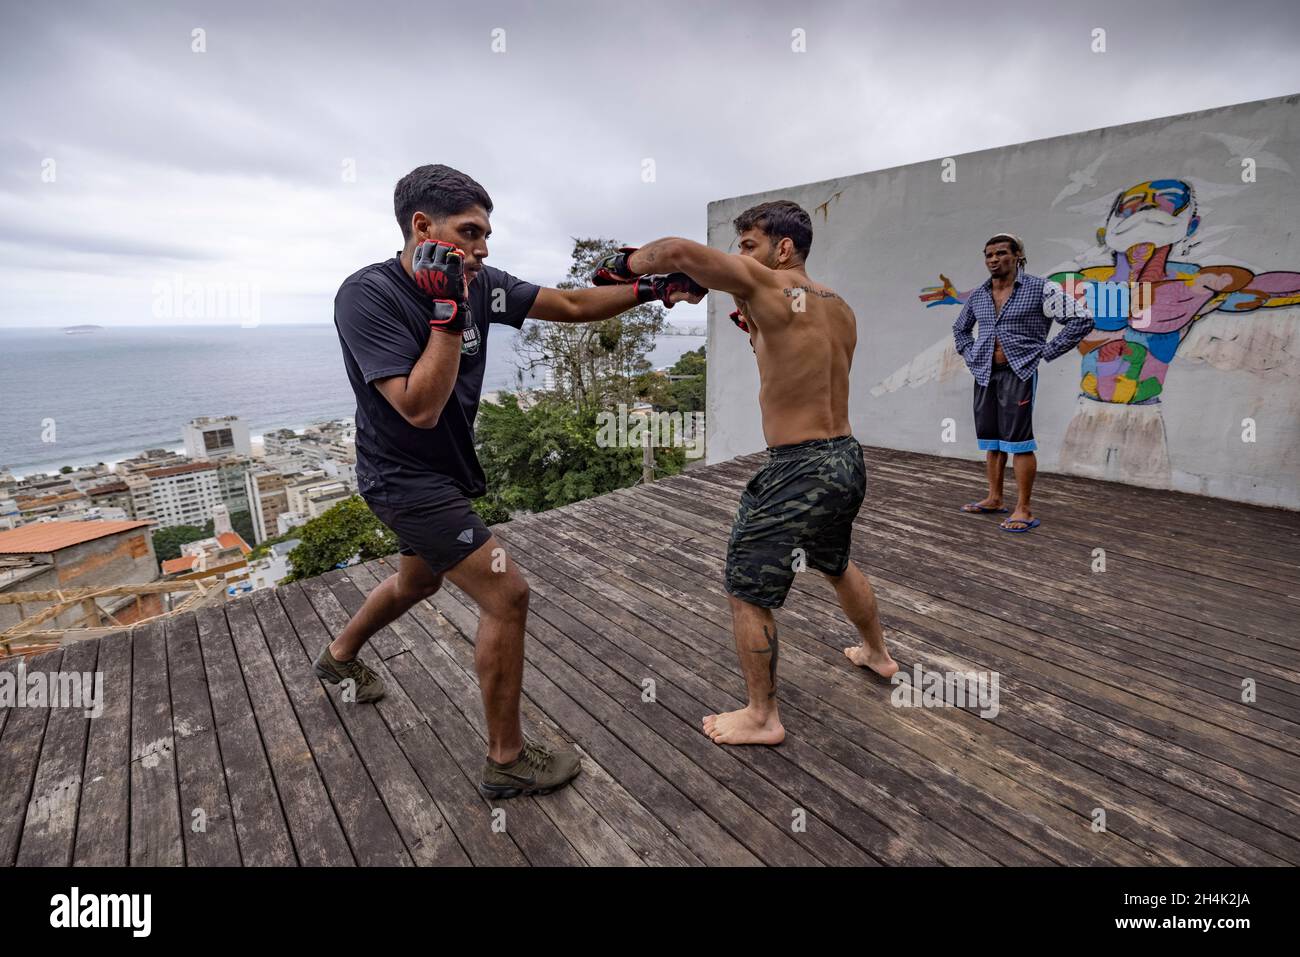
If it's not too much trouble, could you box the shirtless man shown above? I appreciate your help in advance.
[596,201,898,746]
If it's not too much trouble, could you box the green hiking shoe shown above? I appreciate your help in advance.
[480,738,581,800]
[313,644,386,703]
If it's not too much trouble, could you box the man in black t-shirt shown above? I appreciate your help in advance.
[320,164,704,799]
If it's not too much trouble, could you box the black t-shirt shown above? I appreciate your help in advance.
[334,255,540,503]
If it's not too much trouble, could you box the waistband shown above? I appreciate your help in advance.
[767,434,858,460]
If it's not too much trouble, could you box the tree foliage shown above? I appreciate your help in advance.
[284,496,399,582]
[513,238,666,409]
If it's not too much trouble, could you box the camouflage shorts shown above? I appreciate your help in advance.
[725,435,866,609]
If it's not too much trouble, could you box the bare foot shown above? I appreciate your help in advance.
[961,497,1005,513]
[844,645,899,679]
[702,708,785,746]
[1000,508,1036,530]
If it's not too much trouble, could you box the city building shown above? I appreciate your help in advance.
[0,520,160,633]
[244,468,290,545]
[247,537,300,590]
[132,461,223,529]
[159,505,252,584]
[183,415,252,461]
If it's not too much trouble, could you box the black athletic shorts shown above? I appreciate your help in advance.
[725,435,866,609]
[973,362,1037,453]
[361,481,491,576]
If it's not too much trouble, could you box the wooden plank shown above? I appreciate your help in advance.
[361,558,704,867]
[858,445,1300,559]
[164,612,241,866]
[499,521,938,865]
[806,460,1300,658]
[708,457,1300,684]
[0,657,15,751]
[516,511,1076,866]
[576,489,1223,864]
[0,580,208,605]
[674,461,1300,708]
[276,580,469,866]
[321,568,577,866]
[0,650,62,864]
[700,457,1300,657]
[640,473,1300,787]
[194,605,296,865]
[17,638,98,865]
[246,588,412,866]
[401,568,759,866]
[74,632,132,865]
[430,581,780,866]
[592,481,1300,863]
[681,468,1300,774]
[128,619,184,866]
[329,567,644,867]
[868,447,1300,569]
[225,598,354,865]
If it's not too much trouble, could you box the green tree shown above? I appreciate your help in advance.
[284,496,399,582]
[513,238,665,409]
[228,508,255,545]
[657,345,706,414]
[475,393,683,520]
[152,524,209,564]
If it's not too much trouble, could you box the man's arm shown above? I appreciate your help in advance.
[626,238,769,298]
[527,276,704,324]
[373,330,462,429]
[527,285,641,323]
[1041,279,1094,362]
[952,299,977,356]
[369,240,471,429]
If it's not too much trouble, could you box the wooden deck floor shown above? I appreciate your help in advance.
[3,447,1299,866]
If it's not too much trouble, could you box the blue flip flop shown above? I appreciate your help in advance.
[1000,517,1040,533]
[961,503,1009,514]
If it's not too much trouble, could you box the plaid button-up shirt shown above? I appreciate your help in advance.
[952,272,1094,385]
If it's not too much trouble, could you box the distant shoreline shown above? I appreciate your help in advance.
[6,417,355,481]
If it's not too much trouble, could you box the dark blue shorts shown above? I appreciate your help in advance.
[361,483,491,576]
[974,363,1037,453]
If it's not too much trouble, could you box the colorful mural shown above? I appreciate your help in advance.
[918,179,1300,405]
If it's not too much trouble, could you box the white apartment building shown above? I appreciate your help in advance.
[135,462,223,529]
[287,478,351,519]
[184,415,252,461]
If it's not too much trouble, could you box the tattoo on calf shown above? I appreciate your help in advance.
[752,624,779,698]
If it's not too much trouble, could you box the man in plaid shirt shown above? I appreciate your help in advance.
[952,233,1093,532]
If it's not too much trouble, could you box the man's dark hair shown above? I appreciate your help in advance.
[394,164,493,241]
[734,200,813,261]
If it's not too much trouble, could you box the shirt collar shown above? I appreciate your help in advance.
[981,273,1022,292]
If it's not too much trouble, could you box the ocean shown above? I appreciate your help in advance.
[0,324,707,479]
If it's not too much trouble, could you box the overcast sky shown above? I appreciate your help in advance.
[2,0,1298,329]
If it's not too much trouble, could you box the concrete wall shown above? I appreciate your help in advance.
[0,531,159,631]
[706,94,1300,508]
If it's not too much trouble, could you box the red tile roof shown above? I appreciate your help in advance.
[216,531,252,555]
[0,520,154,554]
[161,554,198,575]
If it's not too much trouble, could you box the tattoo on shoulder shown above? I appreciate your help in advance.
[783,285,840,300]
